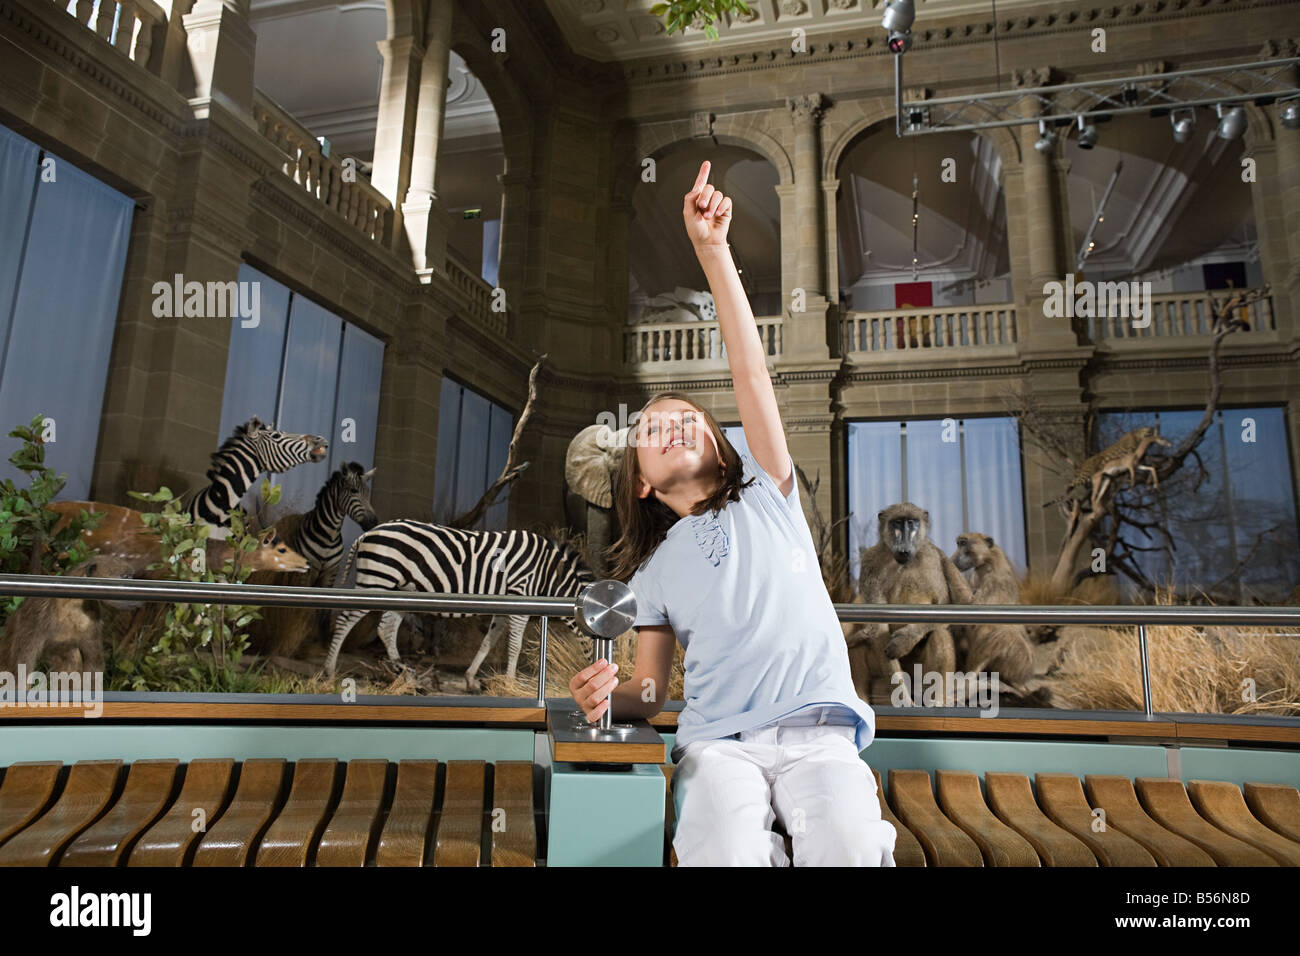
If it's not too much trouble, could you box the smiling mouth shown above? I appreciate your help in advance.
[662,438,694,454]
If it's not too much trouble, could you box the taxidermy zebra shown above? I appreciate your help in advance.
[187,416,328,540]
[289,461,379,585]
[323,520,597,690]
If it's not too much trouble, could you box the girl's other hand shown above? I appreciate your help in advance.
[683,160,732,251]
[569,658,619,723]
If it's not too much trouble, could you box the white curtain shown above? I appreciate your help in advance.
[434,378,515,529]
[272,294,341,514]
[219,263,291,451]
[847,421,904,583]
[333,322,385,556]
[904,419,964,561]
[963,417,1027,572]
[0,130,133,500]
[434,376,462,523]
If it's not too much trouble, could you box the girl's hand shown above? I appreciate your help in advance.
[683,160,732,251]
[569,658,618,723]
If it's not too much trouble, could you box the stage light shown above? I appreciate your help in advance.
[1280,101,1300,130]
[1216,103,1245,140]
[881,0,915,34]
[1170,108,1195,143]
[1034,120,1057,153]
[1076,115,1098,149]
[882,0,913,53]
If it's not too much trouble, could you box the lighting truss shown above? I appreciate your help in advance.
[893,55,1300,137]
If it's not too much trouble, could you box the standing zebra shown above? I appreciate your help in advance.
[288,461,379,585]
[323,521,597,689]
[187,416,328,539]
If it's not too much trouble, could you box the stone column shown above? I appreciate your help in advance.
[496,166,533,344]
[784,93,831,362]
[401,0,455,279]
[371,33,426,259]
[181,0,257,121]
[1009,67,1076,352]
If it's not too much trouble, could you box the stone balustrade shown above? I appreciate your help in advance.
[446,252,507,339]
[253,91,393,247]
[1086,288,1275,341]
[841,304,1018,353]
[57,0,167,71]
[624,316,782,367]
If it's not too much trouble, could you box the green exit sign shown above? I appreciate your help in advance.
[463,208,483,220]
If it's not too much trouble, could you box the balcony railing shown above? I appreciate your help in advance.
[53,0,168,73]
[1087,288,1275,341]
[624,316,782,366]
[842,303,1018,353]
[252,92,392,247]
[446,251,507,339]
[1,573,1297,722]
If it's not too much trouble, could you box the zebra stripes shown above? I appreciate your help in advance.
[323,521,596,688]
[187,416,328,539]
[289,461,378,585]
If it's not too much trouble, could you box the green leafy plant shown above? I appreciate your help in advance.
[0,414,103,628]
[651,0,752,41]
[122,479,282,691]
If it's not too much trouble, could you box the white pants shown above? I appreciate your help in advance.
[671,720,898,867]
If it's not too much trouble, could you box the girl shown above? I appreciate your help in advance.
[569,161,897,867]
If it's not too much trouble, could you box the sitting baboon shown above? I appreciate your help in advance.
[951,533,1035,686]
[848,503,972,706]
[0,556,136,675]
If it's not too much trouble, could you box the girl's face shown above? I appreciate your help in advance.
[632,399,722,498]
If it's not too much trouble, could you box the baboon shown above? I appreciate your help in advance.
[0,556,136,675]
[951,533,1035,685]
[848,503,972,706]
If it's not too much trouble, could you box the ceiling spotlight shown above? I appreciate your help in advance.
[1034,119,1057,154]
[1076,115,1098,150]
[881,0,915,34]
[1216,103,1246,140]
[1280,101,1300,130]
[1170,108,1195,143]
[882,0,914,53]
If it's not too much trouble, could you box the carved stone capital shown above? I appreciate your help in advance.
[691,110,715,138]
[786,92,826,125]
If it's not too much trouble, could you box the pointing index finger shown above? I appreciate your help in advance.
[690,160,711,194]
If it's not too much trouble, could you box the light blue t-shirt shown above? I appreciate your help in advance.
[627,449,877,762]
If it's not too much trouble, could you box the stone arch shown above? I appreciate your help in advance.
[823,99,1022,180]
[384,0,420,42]
[634,113,794,185]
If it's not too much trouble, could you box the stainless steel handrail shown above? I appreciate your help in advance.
[2,574,1297,720]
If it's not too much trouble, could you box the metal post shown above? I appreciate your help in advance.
[537,615,548,703]
[1137,624,1153,718]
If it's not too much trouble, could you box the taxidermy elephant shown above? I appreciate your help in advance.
[563,423,630,577]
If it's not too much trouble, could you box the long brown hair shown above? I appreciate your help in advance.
[603,390,754,581]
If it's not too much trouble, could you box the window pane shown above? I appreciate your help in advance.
[963,417,1027,573]
[434,377,462,523]
[904,419,963,561]
[847,421,903,583]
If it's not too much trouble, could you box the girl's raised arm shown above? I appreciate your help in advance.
[683,160,793,496]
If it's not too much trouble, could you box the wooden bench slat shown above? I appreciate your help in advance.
[984,772,1097,866]
[1186,780,1300,866]
[375,760,438,868]
[490,761,536,867]
[1034,773,1156,867]
[0,762,62,847]
[0,760,121,867]
[433,760,485,867]
[1083,775,1214,866]
[887,769,983,867]
[1134,778,1276,867]
[936,770,1040,867]
[1243,782,1300,845]
[255,758,339,867]
[193,759,287,867]
[61,760,179,867]
[129,759,235,867]
[315,760,388,867]
[873,768,926,867]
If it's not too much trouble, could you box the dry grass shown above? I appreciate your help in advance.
[1048,622,1300,716]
